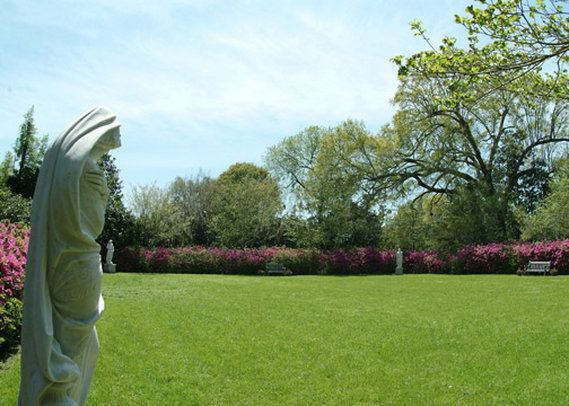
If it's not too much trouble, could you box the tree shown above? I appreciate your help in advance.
[373,72,569,243]
[265,121,385,249]
[168,172,215,246]
[386,2,569,244]
[209,163,283,248]
[96,153,137,250]
[520,157,569,240]
[2,106,48,198]
[383,198,441,250]
[129,182,181,247]
[265,126,326,210]
[393,0,569,104]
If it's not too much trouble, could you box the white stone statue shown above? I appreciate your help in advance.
[103,240,116,273]
[105,240,114,265]
[18,106,121,406]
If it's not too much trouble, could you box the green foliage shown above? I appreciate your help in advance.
[129,182,180,247]
[97,153,137,250]
[168,173,215,246]
[2,106,48,198]
[265,125,325,204]
[209,163,282,248]
[393,0,569,104]
[0,187,31,224]
[380,73,569,244]
[265,121,385,249]
[521,169,569,240]
[385,2,569,245]
[0,298,22,360]
[383,197,445,250]
[129,173,216,248]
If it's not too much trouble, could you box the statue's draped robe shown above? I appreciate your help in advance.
[18,107,120,406]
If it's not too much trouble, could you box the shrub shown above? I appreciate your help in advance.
[0,297,23,355]
[512,240,569,274]
[404,250,449,274]
[0,221,29,359]
[456,243,517,274]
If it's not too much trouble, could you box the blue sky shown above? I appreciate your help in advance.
[0,0,471,193]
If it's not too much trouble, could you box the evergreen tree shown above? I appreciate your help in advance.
[97,153,137,250]
[2,106,48,198]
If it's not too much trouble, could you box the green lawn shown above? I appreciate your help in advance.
[2,274,569,405]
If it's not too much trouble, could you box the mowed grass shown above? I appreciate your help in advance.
[2,274,569,405]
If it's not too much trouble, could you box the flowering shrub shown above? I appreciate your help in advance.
[404,250,450,274]
[114,240,569,276]
[456,243,517,274]
[0,221,29,358]
[512,240,569,274]
[318,248,396,275]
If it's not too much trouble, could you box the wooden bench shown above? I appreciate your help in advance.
[265,263,286,276]
[524,261,551,275]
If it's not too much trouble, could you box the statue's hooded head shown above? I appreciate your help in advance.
[53,106,122,165]
[31,106,122,256]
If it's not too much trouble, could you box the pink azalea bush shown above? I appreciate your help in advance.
[405,250,450,274]
[512,239,569,273]
[456,243,517,274]
[0,221,29,357]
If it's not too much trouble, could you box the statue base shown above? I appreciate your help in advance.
[103,264,116,273]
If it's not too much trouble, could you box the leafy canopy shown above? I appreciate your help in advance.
[393,0,569,104]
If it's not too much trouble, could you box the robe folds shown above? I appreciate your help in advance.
[18,107,121,406]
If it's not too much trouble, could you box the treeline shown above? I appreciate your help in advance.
[3,103,569,252]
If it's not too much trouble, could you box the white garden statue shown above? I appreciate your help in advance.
[18,106,121,406]
[103,240,116,273]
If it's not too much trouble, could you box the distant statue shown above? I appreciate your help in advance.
[18,107,121,406]
[105,240,115,265]
[103,240,117,273]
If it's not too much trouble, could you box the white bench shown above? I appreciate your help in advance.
[265,263,286,276]
[524,261,551,275]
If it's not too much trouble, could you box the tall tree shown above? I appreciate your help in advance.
[378,75,569,242]
[265,126,325,210]
[168,173,215,246]
[2,106,48,198]
[209,163,282,248]
[97,153,137,249]
[265,121,385,249]
[129,182,180,247]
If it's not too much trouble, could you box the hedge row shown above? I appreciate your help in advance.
[114,240,569,275]
[114,246,397,275]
